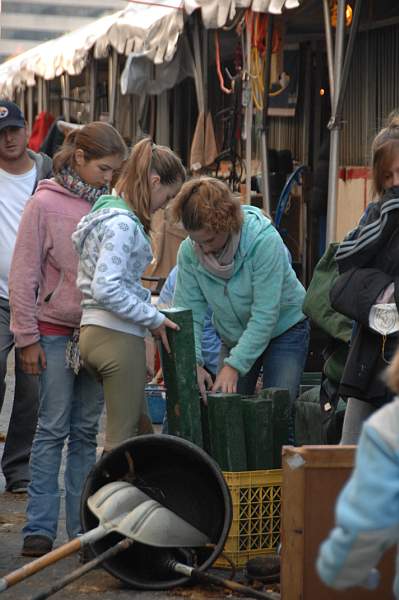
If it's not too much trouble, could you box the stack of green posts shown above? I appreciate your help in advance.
[206,388,291,471]
[160,308,203,448]
[160,307,291,469]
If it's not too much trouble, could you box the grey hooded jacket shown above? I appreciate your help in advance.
[27,149,53,190]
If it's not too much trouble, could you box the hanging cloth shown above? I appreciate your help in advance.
[189,14,218,171]
[28,111,55,152]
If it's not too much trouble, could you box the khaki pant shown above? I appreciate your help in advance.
[79,325,152,451]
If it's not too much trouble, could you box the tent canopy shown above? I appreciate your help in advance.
[0,0,300,98]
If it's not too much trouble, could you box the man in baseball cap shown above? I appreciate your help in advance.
[0,100,25,131]
[0,99,52,495]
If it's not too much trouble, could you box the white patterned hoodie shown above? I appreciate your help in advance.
[72,194,165,337]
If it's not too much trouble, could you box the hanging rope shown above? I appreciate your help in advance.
[214,31,233,95]
[246,13,283,110]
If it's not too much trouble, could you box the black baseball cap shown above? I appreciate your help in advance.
[0,100,25,132]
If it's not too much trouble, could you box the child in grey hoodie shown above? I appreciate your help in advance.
[72,137,185,451]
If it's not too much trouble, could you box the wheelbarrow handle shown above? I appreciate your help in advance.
[0,525,106,592]
[30,538,134,600]
[169,561,279,600]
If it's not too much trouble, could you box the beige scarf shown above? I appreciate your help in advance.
[194,231,241,279]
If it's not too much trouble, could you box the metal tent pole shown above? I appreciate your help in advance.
[260,14,274,214]
[322,0,335,105]
[245,15,253,204]
[325,0,346,244]
[325,0,363,244]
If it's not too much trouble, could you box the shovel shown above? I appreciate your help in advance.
[0,480,209,593]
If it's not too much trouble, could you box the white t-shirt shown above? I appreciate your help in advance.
[0,164,37,299]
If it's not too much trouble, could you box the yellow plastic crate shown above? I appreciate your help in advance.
[215,469,282,569]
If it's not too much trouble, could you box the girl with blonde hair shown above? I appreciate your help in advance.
[73,137,185,452]
[9,121,127,557]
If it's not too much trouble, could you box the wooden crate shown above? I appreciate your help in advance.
[281,445,395,600]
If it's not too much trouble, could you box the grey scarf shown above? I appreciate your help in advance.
[194,230,241,279]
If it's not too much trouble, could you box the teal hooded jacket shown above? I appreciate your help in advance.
[173,205,306,376]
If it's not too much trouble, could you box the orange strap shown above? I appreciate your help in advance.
[214,31,233,95]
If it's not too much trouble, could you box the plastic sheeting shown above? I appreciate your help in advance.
[0,1,184,97]
[184,0,300,28]
[0,0,301,98]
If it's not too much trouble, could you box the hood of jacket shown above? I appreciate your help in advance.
[27,149,53,185]
[33,177,84,200]
[72,193,148,255]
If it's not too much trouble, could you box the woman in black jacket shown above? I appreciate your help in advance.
[331,111,399,443]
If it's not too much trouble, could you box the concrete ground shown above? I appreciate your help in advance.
[0,352,277,600]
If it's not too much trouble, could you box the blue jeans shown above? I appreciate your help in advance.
[23,336,103,542]
[233,319,310,400]
[219,319,310,442]
[0,297,38,487]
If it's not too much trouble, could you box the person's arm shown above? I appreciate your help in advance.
[90,216,165,330]
[157,266,177,308]
[173,243,208,365]
[223,230,290,376]
[317,402,399,590]
[9,198,48,374]
[9,198,44,348]
[174,244,213,401]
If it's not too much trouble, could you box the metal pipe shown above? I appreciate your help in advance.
[322,0,335,104]
[260,14,274,214]
[334,0,363,125]
[245,14,253,204]
[326,0,346,244]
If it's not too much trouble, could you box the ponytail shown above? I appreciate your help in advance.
[115,138,186,233]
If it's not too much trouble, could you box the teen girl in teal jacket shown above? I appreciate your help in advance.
[172,177,309,404]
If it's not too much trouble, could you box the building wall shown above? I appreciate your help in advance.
[0,0,127,61]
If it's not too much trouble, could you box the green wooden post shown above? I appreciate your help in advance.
[160,308,203,447]
[259,388,291,468]
[207,393,247,471]
[241,396,274,470]
[200,402,211,455]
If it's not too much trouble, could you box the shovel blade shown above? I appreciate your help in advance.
[87,481,150,527]
[116,499,210,548]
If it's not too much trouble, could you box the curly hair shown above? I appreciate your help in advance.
[171,177,243,233]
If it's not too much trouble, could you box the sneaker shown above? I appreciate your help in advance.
[21,535,53,557]
[7,480,29,494]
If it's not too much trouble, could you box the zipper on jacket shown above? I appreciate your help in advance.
[224,283,246,328]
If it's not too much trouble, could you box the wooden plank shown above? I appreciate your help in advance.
[207,393,247,471]
[160,308,203,447]
[241,396,273,470]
